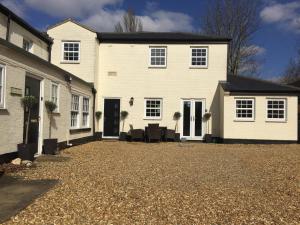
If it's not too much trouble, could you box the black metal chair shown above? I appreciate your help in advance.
[129,124,144,141]
[147,125,161,142]
[165,129,176,141]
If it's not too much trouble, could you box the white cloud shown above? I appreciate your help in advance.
[3,0,195,32]
[82,9,194,32]
[1,0,26,17]
[140,11,194,32]
[24,0,123,18]
[82,9,125,32]
[260,1,300,33]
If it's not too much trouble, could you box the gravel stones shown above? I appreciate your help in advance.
[3,142,300,224]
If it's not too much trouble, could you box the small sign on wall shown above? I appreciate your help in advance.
[10,87,22,96]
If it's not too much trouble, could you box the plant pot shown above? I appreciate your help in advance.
[17,143,35,161]
[175,133,181,142]
[94,132,103,141]
[204,134,213,143]
[119,132,127,141]
[43,139,58,155]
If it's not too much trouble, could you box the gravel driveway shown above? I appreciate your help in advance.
[4,142,300,224]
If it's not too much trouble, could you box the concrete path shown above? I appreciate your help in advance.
[0,175,58,223]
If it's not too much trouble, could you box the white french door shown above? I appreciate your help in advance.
[181,99,205,140]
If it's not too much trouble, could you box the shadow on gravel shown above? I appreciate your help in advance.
[0,175,58,223]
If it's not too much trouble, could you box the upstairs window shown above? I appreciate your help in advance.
[266,99,286,122]
[62,41,80,62]
[23,38,33,52]
[191,47,208,67]
[0,65,5,108]
[71,94,80,128]
[150,47,166,67]
[51,82,59,112]
[235,99,254,121]
[144,99,162,119]
[82,97,89,127]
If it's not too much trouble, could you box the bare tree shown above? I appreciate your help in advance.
[279,49,300,84]
[202,0,260,76]
[114,9,143,32]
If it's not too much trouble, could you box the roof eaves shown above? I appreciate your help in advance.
[0,38,93,87]
[47,18,96,33]
[0,4,53,45]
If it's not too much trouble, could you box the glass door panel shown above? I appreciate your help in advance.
[183,101,191,137]
[194,101,203,137]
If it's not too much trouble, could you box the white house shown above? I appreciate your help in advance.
[0,5,299,163]
[48,19,299,143]
[0,5,95,163]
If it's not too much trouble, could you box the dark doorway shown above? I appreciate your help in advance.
[103,99,120,137]
[23,76,40,154]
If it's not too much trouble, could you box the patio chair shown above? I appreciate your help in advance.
[129,124,145,141]
[147,126,162,142]
[165,129,176,141]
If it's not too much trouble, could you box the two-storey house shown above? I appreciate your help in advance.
[0,5,95,163]
[48,19,299,143]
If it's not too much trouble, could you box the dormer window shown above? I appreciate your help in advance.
[62,41,80,63]
[23,38,33,52]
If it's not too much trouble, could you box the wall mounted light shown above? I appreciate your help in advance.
[129,97,134,106]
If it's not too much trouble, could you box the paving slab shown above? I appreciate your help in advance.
[0,175,58,223]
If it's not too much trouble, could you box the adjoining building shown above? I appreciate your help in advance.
[0,5,95,163]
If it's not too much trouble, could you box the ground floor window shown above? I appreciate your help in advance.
[235,98,254,121]
[71,94,79,128]
[51,82,59,112]
[267,99,286,122]
[82,97,89,127]
[0,65,5,108]
[144,99,162,119]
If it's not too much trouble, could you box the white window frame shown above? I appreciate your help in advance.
[71,94,80,129]
[50,82,59,113]
[266,98,287,122]
[149,47,167,68]
[23,38,33,53]
[235,98,255,121]
[144,98,162,120]
[82,97,90,128]
[61,41,80,63]
[0,64,6,109]
[190,47,208,68]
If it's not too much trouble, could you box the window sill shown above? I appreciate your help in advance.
[148,66,167,69]
[265,120,287,123]
[61,61,80,64]
[189,66,208,69]
[69,128,91,134]
[234,119,255,122]
[143,117,162,121]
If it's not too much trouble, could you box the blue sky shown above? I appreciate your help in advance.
[1,0,300,79]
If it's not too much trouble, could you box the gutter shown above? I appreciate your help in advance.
[92,87,97,136]
[6,13,10,41]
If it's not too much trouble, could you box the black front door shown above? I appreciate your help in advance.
[104,99,120,137]
[23,76,40,154]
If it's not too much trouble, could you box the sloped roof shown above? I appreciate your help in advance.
[97,32,231,43]
[0,38,93,87]
[289,79,300,88]
[220,75,300,94]
[0,4,52,44]
[47,18,96,33]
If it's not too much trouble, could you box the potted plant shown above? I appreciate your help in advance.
[18,95,38,161]
[120,111,129,141]
[173,112,181,142]
[43,101,57,155]
[94,111,102,140]
[203,112,212,143]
